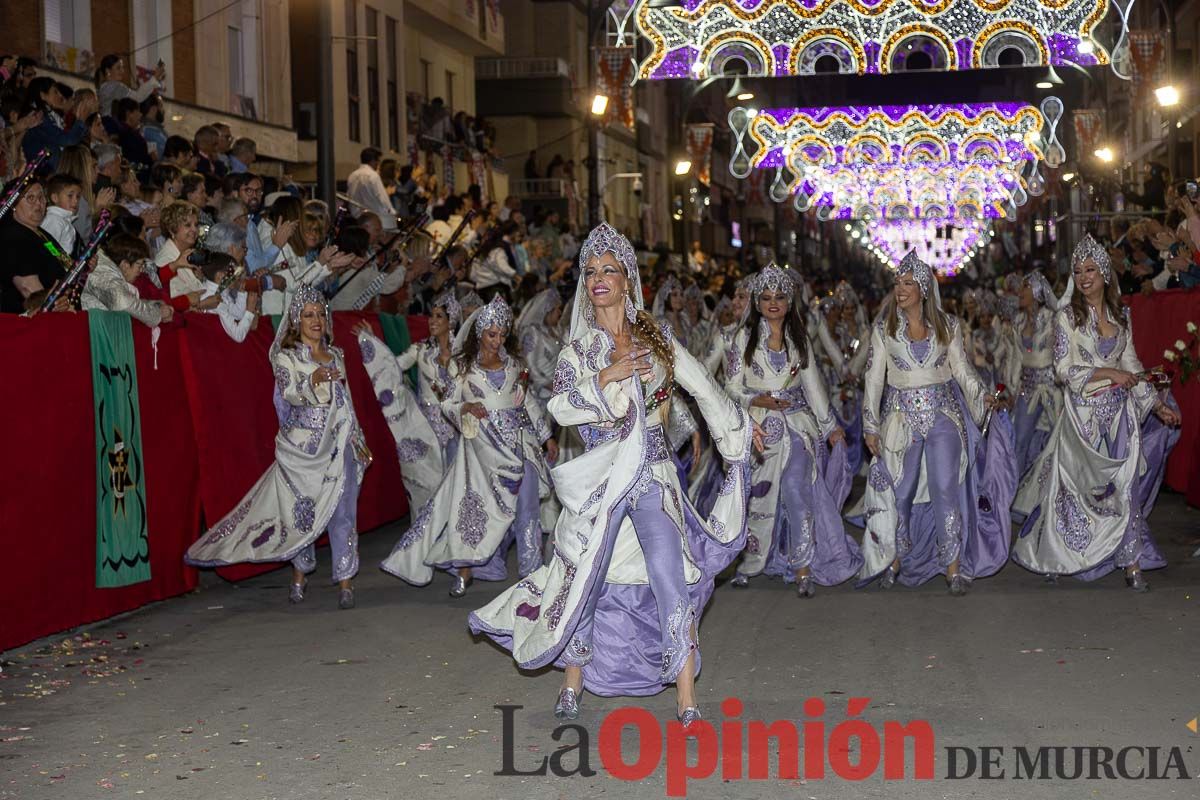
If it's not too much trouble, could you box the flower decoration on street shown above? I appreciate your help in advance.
[635,0,1113,80]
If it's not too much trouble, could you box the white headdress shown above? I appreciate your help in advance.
[454,293,512,351]
[569,222,646,341]
[270,285,331,361]
[896,250,934,298]
[516,287,562,332]
[651,275,682,318]
[1023,271,1054,307]
[1071,233,1111,284]
[750,262,796,299]
[432,290,462,331]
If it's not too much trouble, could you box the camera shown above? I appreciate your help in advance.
[1187,181,1198,200]
[632,176,644,197]
[186,248,213,267]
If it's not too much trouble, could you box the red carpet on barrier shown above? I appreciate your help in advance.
[1,293,1195,652]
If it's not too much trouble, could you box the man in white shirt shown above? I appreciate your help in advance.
[346,148,398,232]
[469,220,519,292]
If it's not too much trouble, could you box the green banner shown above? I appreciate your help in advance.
[89,311,151,588]
[378,313,416,386]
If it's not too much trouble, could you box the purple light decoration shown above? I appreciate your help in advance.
[1048,33,1100,67]
[651,46,700,80]
[772,44,790,76]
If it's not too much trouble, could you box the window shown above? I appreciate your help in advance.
[420,59,432,102]
[366,7,380,148]
[131,0,173,94]
[445,70,455,113]
[386,17,399,151]
[43,0,91,50]
[346,0,360,142]
[228,25,244,100]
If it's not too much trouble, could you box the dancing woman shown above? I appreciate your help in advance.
[723,265,862,595]
[516,287,565,405]
[1012,236,1181,591]
[381,295,558,597]
[185,286,370,609]
[1009,272,1062,478]
[855,252,1014,595]
[354,291,461,512]
[469,223,760,725]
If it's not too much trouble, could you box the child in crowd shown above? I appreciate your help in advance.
[40,173,83,255]
[198,252,258,342]
[80,232,174,327]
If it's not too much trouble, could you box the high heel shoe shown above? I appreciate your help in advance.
[947,573,968,596]
[338,587,355,609]
[288,578,307,604]
[879,563,899,590]
[730,572,749,588]
[449,574,472,598]
[677,707,702,727]
[1125,569,1149,593]
[796,574,815,598]
[554,687,581,721]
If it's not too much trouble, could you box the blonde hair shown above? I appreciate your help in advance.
[880,287,952,345]
[161,200,199,239]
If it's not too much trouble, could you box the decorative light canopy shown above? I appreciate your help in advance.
[636,0,1112,80]
[729,102,1052,176]
[730,99,1065,220]
[851,217,990,276]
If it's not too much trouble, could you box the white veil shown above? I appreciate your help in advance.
[569,222,644,342]
[515,287,562,333]
[651,275,681,319]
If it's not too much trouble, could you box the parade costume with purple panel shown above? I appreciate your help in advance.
[469,224,754,699]
[1008,273,1061,481]
[849,252,1016,591]
[185,287,369,585]
[1013,237,1180,586]
[813,281,869,477]
[725,265,862,593]
[356,291,460,512]
[381,295,555,589]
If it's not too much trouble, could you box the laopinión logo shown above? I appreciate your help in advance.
[495,698,1194,796]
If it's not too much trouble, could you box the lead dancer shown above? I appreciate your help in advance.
[469,223,760,726]
[185,286,370,609]
[725,265,862,596]
[855,252,1015,595]
[381,295,558,596]
[1012,236,1181,590]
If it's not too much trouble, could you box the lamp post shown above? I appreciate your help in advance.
[317,0,335,208]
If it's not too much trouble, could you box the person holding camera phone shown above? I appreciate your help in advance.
[157,200,219,312]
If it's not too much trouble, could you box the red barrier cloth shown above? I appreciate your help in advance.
[1,311,429,651]
[0,315,200,652]
[1125,288,1200,503]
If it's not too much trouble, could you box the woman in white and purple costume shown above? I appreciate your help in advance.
[1008,272,1062,480]
[1012,235,1181,591]
[354,291,461,512]
[725,264,862,597]
[852,251,1016,595]
[381,294,558,597]
[469,223,759,726]
[185,286,369,610]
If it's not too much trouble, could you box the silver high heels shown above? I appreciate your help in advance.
[449,574,472,598]
[1125,569,1149,593]
[730,572,749,588]
[796,574,815,598]
[947,573,969,596]
[338,587,356,609]
[288,578,307,604]
[554,687,581,721]
[677,707,702,727]
[879,562,900,589]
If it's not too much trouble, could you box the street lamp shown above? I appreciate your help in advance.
[1155,85,1181,107]
[1094,147,1115,163]
[674,159,692,176]
[590,94,610,116]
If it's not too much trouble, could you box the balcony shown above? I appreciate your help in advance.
[510,178,572,199]
[475,58,579,119]
[477,58,571,80]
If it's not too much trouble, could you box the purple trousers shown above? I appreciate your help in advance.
[562,482,695,685]
[292,447,361,582]
[462,459,543,581]
[893,414,965,570]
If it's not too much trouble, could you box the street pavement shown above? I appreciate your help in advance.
[2,494,1199,799]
